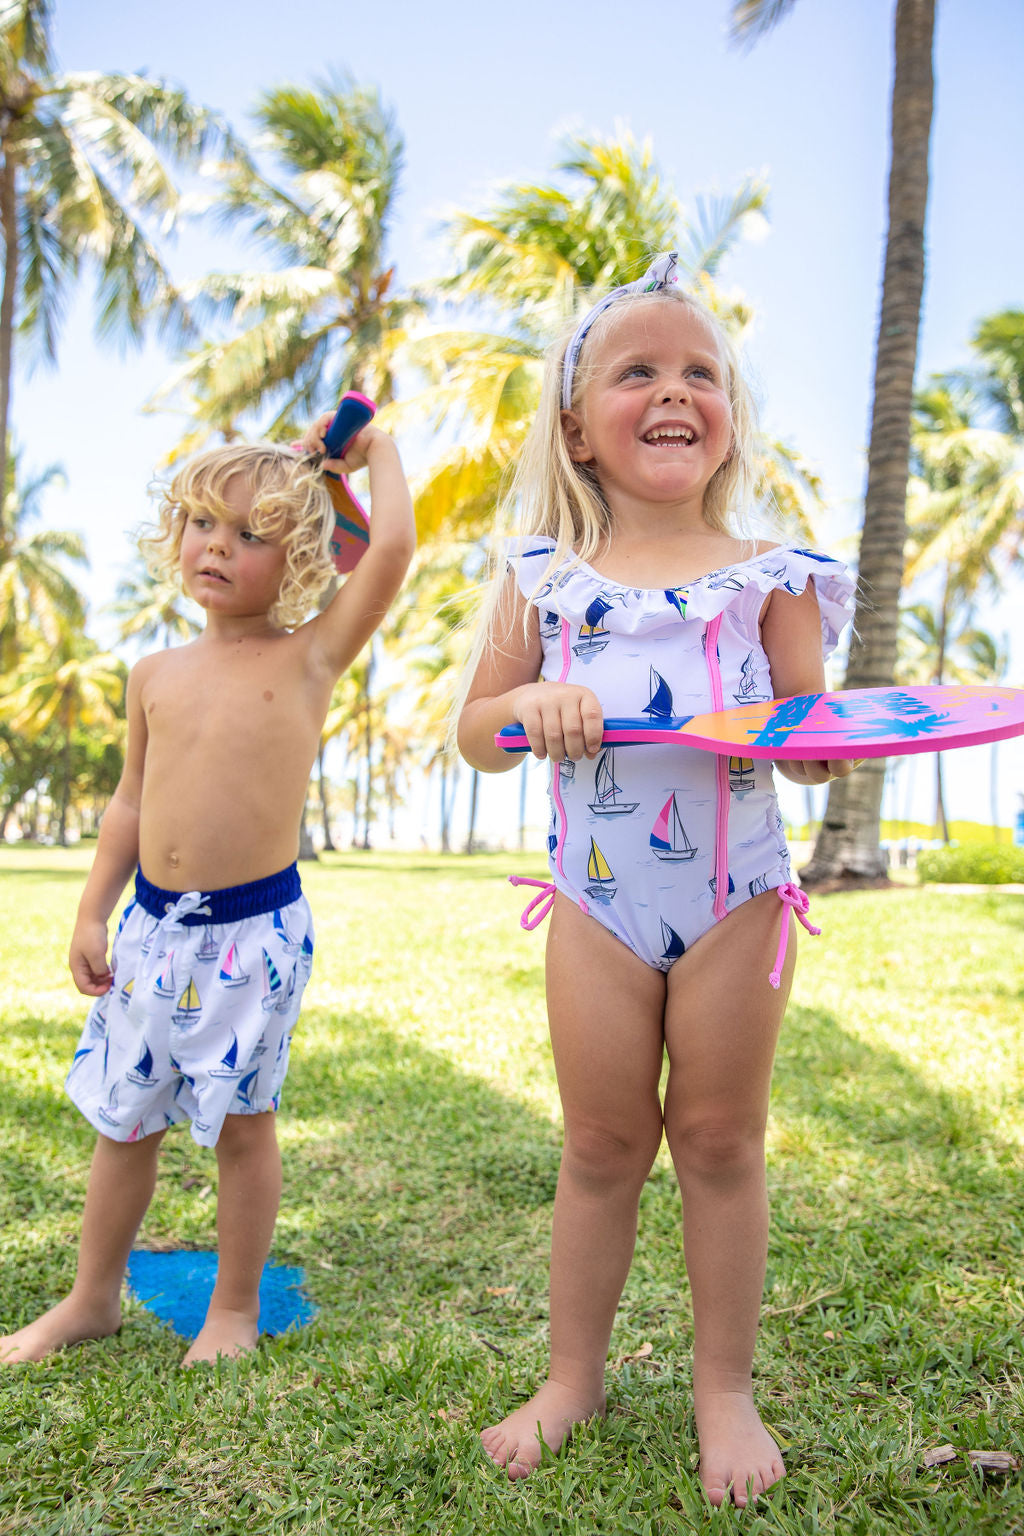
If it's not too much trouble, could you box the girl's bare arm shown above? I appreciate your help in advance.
[457,577,604,772]
[761,583,862,786]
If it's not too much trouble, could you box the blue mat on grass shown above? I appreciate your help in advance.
[126,1250,315,1340]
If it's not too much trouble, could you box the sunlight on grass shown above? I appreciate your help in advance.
[0,846,1021,1534]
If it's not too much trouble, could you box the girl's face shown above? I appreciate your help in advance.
[179,475,288,622]
[563,299,734,519]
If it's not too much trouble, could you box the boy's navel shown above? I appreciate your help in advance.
[263,690,274,702]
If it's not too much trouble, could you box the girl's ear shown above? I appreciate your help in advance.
[561,409,594,463]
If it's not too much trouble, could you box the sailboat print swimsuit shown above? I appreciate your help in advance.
[510,540,855,972]
[65,865,313,1148]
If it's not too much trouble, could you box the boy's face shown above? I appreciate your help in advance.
[180,475,288,622]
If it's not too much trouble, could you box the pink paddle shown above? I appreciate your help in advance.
[496,684,1024,761]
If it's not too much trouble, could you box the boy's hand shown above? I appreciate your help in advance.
[69,922,114,996]
[513,683,605,762]
[297,415,380,476]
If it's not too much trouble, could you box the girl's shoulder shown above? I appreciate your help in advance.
[507,537,854,643]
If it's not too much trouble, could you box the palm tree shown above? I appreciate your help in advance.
[109,561,201,651]
[2,631,125,844]
[404,130,772,546]
[732,0,937,885]
[0,446,84,667]
[150,75,418,453]
[0,0,239,530]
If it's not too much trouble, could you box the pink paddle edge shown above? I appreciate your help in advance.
[497,685,1024,761]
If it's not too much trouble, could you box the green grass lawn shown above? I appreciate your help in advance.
[0,846,1021,1535]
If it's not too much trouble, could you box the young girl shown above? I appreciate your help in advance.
[457,253,858,1506]
[0,420,414,1368]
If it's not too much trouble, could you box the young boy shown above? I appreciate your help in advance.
[0,419,414,1366]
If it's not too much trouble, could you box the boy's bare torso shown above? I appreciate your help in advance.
[135,626,332,892]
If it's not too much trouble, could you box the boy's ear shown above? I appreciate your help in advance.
[561,409,594,463]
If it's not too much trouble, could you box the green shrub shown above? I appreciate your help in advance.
[917,841,1024,884]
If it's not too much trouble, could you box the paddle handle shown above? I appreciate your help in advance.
[496,718,695,753]
[322,391,376,458]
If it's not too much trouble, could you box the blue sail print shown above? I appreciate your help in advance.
[115,899,136,939]
[273,910,302,955]
[664,588,688,617]
[127,1039,159,1088]
[139,917,160,955]
[708,872,736,898]
[643,667,674,720]
[209,1032,244,1079]
[572,595,614,659]
[261,949,283,1013]
[660,918,686,963]
[68,1045,93,1074]
[236,1068,260,1108]
[540,609,562,638]
[119,976,135,1011]
[748,873,770,896]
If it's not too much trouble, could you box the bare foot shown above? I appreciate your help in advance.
[694,1388,785,1507]
[181,1307,259,1366]
[0,1295,122,1364]
[480,1378,606,1480]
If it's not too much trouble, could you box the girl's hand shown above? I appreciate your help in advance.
[513,683,605,762]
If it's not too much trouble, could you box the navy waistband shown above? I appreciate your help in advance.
[134,864,302,925]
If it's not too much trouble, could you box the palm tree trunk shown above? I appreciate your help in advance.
[439,760,452,853]
[316,741,335,851]
[361,645,375,850]
[0,143,19,540]
[465,768,479,855]
[802,0,935,887]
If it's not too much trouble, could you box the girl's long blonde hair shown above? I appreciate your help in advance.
[459,284,761,703]
[141,443,337,630]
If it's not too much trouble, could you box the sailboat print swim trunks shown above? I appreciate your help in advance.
[65,865,314,1148]
[511,540,855,970]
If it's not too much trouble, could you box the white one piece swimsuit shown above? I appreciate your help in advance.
[510,539,855,971]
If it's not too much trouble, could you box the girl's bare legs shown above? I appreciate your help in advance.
[0,1129,165,1363]
[662,891,794,1507]
[481,896,667,1478]
[182,1110,281,1365]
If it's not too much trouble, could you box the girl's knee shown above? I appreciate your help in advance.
[667,1117,765,1184]
[562,1114,661,1190]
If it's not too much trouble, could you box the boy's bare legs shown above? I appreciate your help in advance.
[0,1129,165,1363]
[663,891,794,1507]
[183,1110,280,1365]
[481,898,667,1478]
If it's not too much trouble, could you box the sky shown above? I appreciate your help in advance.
[13,0,1024,844]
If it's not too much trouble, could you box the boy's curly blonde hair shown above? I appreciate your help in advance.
[141,443,337,629]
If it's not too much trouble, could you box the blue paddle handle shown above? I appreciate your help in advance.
[322,392,376,458]
[497,717,697,752]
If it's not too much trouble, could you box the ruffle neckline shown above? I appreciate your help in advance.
[509,538,855,658]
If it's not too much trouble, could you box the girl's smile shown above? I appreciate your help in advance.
[563,300,734,517]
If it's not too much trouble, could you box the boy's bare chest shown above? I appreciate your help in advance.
[142,643,322,755]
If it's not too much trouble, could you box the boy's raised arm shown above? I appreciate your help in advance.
[306,423,416,676]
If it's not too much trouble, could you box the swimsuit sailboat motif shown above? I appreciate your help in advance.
[510,539,854,970]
